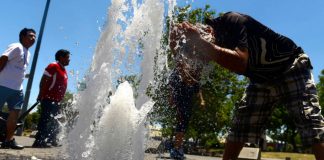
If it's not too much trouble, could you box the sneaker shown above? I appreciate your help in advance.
[170,148,185,160]
[1,139,24,150]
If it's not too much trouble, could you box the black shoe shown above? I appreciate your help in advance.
[32,142,51,148]
[1,139,24,150]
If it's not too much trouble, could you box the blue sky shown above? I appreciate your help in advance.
[1,0,324,106]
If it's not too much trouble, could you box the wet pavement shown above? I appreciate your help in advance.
[0,136,67,160]
[0,136,223,160]
[0,136,283,160]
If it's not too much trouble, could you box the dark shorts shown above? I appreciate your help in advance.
[0,86,24,111]
[169,72,199,132]
[34,99,61,143]
[227,54,324,146]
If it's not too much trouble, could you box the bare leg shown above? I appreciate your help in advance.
[174,132,185,149]
[222,140,245,160]
[6,110,20,141]
[312,142,324,160]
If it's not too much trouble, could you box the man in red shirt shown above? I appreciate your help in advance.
[32,49,70,148]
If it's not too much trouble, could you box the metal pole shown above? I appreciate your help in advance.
[17,0,51,136]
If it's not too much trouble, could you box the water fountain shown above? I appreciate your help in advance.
[66,0,175,159]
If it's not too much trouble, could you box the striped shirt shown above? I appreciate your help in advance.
[207,12,304,83]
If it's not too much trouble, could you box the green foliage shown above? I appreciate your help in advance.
[317,69,324,113]
[18,103,42,130]
[267,146,274,152]
[60,91,78,132]
[1,105,9,113]
[267,104,301,152]
[171,5,215,24]
[204,136,220,149]
[24,111,40,130]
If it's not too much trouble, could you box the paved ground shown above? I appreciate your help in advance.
[0,136,221,160]
[0,136,67,160]
[0,136,283,160]
[147,154,221,160]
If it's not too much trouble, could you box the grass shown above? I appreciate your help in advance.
[262,152,315,160]
[208,149,316,160]
[22,129,33,136]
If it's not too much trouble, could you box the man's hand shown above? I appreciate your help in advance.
[169,22,203,85]
[198,90,206,110]
[200,99,206,108]
[37,94,43,101]
[169,22,202,54]
[0,56,8,72]
[170,22,218,64]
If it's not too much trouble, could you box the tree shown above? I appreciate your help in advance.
[317,69,324,112]
[24,111,40,130]
[267,104,300,152]
[60,91,77,133]
[147,5,247,148]
[266,69,324,152]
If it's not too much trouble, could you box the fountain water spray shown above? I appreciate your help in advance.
[66,0,176,159]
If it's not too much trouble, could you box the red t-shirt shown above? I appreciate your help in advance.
[42,62,68,102]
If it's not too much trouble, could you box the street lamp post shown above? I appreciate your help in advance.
[17,0,51,136]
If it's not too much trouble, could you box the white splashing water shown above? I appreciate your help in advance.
[67,0,175,159]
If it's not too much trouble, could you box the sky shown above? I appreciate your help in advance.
[1,0,324,107]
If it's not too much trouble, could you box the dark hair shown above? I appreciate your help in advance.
[55,49,70,61]
[19,28,36,43]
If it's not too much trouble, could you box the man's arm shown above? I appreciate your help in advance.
[37,75,51,101]
[197,40,248,74]
[197,89,205,109]
[0,56,8,72]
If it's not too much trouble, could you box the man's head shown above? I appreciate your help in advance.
[55,49,71,66]
[19,28,36,49]
[172,23,213,85]
[195,23,215,43]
